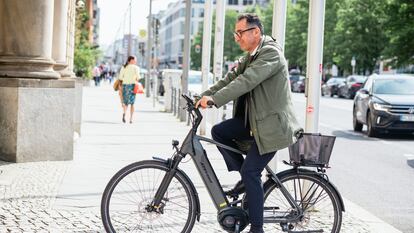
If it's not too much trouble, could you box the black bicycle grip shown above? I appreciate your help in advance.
[207,100,215,106]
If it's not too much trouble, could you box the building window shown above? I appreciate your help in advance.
[180,39,184,52]
[243,0,253,5]
[228,0,238,5]
[180,22,184,34]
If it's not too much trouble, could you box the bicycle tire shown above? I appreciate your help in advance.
[101,160,197,233]
[263,171,342,233]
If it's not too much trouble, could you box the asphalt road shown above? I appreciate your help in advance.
[290,93,414,233]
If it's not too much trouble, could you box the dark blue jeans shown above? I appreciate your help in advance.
[211,118,276,228]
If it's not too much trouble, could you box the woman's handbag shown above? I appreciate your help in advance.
[113,79,122,91]
[133,82,144,94]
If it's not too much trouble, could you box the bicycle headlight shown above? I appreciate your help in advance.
[373,103,391,112]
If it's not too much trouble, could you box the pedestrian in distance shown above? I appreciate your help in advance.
[118,55,141,123]
[92,65,101,86]
[196,13,302,233]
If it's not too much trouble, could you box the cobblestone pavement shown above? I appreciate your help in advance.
[0,159,371,233]
[0,149,372,231]
[0,86,393,232]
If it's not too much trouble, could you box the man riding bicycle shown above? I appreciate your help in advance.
[196,13,302,233]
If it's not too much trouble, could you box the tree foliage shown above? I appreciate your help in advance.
[190,0,413,75]
[333,0,387,75]
[383,0,414,67]
[190,10,243,71]
[74,7,101,79]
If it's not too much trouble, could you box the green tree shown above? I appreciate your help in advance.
[333,0,387,75]
[74,6,101,79]
[323,0,344,70]
[190,10,243,72]
[383,0,414,67]
[284,0,309,72]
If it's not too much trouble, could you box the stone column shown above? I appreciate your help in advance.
[0,0,60,79]
[66,0,77,79]
[66,0,84,136]
[0,0,75,162]
[52,0,70,77]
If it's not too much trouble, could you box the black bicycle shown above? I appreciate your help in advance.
[101,94,344,233]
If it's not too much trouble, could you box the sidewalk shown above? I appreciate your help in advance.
[0,85,402,232]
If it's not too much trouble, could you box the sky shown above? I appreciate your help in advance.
[97,0,178,47]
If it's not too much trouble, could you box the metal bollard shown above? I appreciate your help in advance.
[171,87,174,114]
[178,89,182,119]
[173,88,176,116]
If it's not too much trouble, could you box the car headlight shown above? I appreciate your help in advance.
[372,103,391,111]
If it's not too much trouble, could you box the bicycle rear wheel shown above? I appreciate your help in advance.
[101,160,197,233]
[263,171,342,233]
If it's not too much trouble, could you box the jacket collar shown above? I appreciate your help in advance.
[249,35,274,61]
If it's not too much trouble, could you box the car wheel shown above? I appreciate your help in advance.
[366,112,378,137]
[353,108,363,132]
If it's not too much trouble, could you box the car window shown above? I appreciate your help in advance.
[373,79,414,95]
[331,78,344,84]
[290,75,300,82]
[327,79,335,84]
[363,78,373,90]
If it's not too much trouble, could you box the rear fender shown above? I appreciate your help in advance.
[266,168,345,212]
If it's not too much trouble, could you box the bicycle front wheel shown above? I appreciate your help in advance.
[101,160,197,233]
[263,170,342,233]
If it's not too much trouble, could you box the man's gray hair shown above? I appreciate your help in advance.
[237,13,264,35]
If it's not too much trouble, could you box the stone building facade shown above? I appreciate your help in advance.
[0,0,81,162]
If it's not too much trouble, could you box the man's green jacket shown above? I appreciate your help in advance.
[201,36,302,155]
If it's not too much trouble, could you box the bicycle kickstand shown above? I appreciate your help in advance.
[234,220,241,233]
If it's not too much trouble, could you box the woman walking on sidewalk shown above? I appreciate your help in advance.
[118,55,141,123]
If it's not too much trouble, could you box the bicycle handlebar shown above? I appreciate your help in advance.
[181,94,214,130]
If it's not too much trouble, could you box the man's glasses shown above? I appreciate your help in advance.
[233,27,257,39]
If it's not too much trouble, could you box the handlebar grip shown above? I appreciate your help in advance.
[207,100,215,106]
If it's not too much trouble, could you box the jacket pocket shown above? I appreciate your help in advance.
[256,113,286,146]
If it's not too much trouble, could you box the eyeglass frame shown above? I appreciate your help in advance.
[233,27,257,39]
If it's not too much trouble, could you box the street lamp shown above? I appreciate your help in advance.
[351,56,356,75]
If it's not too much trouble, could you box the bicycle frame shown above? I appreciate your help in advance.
[152,95,303,222]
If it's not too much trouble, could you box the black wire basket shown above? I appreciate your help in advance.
[288,133,336,167]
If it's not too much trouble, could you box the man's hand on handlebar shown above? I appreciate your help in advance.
[195,96,214,109]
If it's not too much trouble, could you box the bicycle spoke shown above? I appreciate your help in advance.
[264,173,341,233]
[102,161,195,233]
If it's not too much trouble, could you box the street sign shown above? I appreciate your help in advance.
[139,29,147,38]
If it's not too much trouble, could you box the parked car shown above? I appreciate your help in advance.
[338,75,367,99]
[291,75,306,93]
[353,74,414,137]
[289,74,305,92]
[187,71,214,95]
[321,77,345,97]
